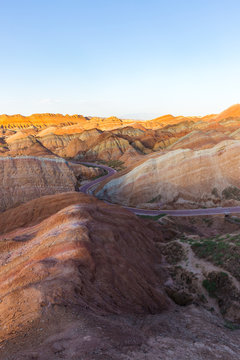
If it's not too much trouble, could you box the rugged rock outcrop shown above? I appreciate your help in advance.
[5,132,54,157]
[82,133,138,161]
[67,161,104,180]
[36,133,74,156]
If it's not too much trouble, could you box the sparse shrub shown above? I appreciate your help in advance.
[107,160,125,171]
[148,194,162,203]
[224,321,240,330]
[202,279,217,297]
[202,217,213,227]
[211,187,219,197]
[222,186,240,201]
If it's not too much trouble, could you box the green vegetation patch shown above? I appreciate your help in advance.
[202,271,240,318]
[137,214,166,221]
[193,239,229,264]
[180,234,240,281]
[106,160,125,171]
[202,278,217,297]
[97,159,125,171]
[224,321,240,331]
[147,194,162,203]
[202,272,228,298]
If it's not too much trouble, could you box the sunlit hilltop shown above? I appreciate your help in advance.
[1,104,240,130]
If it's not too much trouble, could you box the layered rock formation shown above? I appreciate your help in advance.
[0,113,87,129]
[215,104,240,121]
[1,105,240,214]
[2,104,240,163]
[67,161,104,180]
[96,140,240,208]
[0,193,169,343]
[0,157,102,212]
[81,132,138,161]
[0,113,132,130]
[0,192,96,234]
[5,132,54,157]
[1,105,240,359]
[169,130,231,150]
[0,157,77,211]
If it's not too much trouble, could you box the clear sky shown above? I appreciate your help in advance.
[0,0,240,119]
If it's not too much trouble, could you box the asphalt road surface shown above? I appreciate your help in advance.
[79,162,240,217]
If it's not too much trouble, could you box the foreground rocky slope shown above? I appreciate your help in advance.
[0,194,169,342]
[1,197,240,359]
[2,305,240,360]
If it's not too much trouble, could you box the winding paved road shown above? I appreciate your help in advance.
[79,162,117,194]
[79,162,240,217]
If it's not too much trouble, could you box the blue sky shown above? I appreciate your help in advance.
[0,0,240,118]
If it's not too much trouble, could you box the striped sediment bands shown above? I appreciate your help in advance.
[0,197,169,340]
[0,157,77,212]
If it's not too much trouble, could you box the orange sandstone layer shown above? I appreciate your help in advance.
[0,113,132,130]
[1,104,240,131]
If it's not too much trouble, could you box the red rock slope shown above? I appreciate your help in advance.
[0,193,169,342]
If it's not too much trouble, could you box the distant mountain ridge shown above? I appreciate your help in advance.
[0,104,240,130]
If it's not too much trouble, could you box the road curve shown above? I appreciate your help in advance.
[79,162,240,217]
[79,162,117,194]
